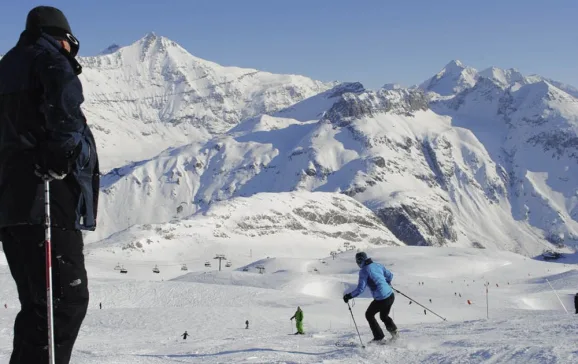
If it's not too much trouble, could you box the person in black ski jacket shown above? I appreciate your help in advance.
[574,293,578,314]
[181,331,189,340]
[0,6,100,364]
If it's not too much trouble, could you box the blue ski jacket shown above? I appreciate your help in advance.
[350,259,394,300]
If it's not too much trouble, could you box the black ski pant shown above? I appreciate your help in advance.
[0,225,89,364]
[365,293,397,340]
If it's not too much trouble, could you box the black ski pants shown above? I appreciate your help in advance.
[0,225,89,364]
[366,293,397,340]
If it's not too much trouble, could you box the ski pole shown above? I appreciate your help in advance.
[44,179,56,364]
[394,289,447,321]
[346,301,365,349]
[545,279,569,314]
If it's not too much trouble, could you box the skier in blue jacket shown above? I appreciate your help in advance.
[343,252,399,342]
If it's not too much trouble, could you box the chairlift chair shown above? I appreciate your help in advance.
[181,264,188,271]
[153,265,160,274]
[120,266,128,274]
[204,261,211,267]
[114,263,121,270]
[225,261,232,267]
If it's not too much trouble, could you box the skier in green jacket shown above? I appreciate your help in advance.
[290,306,304,335]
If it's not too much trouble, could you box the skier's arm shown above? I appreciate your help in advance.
[34,49,91,170]
[384,267,393,285]
[350,268,368,298]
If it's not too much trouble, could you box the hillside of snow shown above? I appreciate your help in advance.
[425,60,578,251]
[93,64,578,255]
[78,33,333,170]
[1,32,577,256]
[3,240,578,363]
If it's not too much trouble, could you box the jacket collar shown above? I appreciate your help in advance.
[364,258,373,266]
[18,30,82,75]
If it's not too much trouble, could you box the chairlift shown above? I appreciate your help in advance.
[120,266,128,274]
[114,263,121,270]
[204,261,211,267]
[181,264,188,271]
[153,265,160,274]
[225,261,232,268]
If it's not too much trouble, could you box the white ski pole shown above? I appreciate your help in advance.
[545,278,569,314]
[44,179,56,364]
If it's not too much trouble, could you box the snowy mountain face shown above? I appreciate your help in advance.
[426,62,578,250]
[92,66,578,256]
[419,60,479,96]
[77,33,333,170]
[2,33,576,256]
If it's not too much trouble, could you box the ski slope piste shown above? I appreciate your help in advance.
[2,240,578,363]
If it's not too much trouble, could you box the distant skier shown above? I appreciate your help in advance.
[99,302,102,310]
[245,320,249,329]
[574,293,578,314]
[181,331,189,340]
[343,252,398,343]
[290,307,304,335]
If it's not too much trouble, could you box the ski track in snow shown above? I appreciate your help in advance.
[2,246,578,363]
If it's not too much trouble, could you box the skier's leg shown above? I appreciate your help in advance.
[2,226,88,364]
[297,320,304,334]
[365,300,384,340]
[379,294,398,333]
[0,227,38,364]
[51,228,89,363]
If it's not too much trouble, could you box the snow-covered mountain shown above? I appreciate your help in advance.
[92,60,578,256]
[419,60,479,96]
[77,33,333,170]
[421,61,578,249]
[2,33,576,256]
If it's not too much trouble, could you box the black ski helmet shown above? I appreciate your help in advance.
[355,252,368,268]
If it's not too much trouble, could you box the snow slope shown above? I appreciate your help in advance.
[93,77,571,255]
[78,33,333,170]
[427,61,578,250]
[2,241,578,363]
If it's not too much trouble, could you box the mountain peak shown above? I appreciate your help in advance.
[444,59,465,70]
[99,43,121,55]
[143,31,158,40]
[420,60,478,96]
[382,83,403,90]
[479,66,525,87]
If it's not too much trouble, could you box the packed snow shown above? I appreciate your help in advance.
[2,240,578,363]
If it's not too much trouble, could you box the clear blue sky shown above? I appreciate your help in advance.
[1,0,577,89]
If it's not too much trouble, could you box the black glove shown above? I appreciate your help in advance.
[34,143,81,181]
[343,293,353,303]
